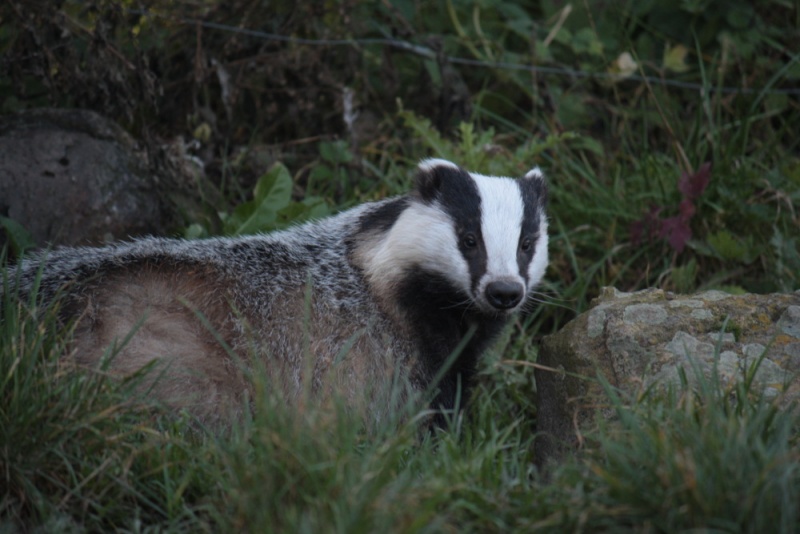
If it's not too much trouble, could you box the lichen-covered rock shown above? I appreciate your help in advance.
[535,287,800,465]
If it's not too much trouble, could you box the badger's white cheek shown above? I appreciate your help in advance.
[413,208,472,291]
[419,229,471,292]
[527,220,549,287]
[376,204,471,293]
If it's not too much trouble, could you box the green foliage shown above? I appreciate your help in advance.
[307,140,358,198]
[564,371,800,531]
[705,230,753,263]
[399,98,798,327]
[226,162,293,235]
[223,162,328,236]
[2,0,795,310]
[0,279,212,530]
[771,229,800,292]
[400,108,576,177]
[186,162,330,238]
[670,258,698,293]
[0,216,35,258]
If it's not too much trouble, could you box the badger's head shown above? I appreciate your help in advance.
[359,158,548,316]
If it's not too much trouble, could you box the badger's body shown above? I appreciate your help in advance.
[5,159,548,426]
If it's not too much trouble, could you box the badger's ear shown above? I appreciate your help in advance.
[523,167,545,181]
[414,158,462,202]
[520,166,548,205]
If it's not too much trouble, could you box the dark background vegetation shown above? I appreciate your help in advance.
[2,1,800,531]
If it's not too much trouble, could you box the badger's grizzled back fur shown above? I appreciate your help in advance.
[4,159,548,427]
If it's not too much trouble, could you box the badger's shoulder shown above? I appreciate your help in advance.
[5,200,372,301]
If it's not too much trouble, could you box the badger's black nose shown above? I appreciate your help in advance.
[486,281,524,310]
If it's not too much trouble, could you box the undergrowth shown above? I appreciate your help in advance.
[0,276,212,530]
[2,280,799,532]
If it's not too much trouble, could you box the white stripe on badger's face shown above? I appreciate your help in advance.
[521,166,549,293]
[471,173,527,299]
[527,213,549,291]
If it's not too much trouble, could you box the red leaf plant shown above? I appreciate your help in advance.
[630,162,711,253]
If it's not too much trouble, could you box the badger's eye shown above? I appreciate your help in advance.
[462,233,478,249]
[520,237,533,252]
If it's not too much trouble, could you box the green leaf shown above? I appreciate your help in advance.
[771,228,800,269]
[686,238,716,257]
[573,28,604,57]
[304,197,330,220]
[253,162,293,206]
[552,26,572,46]
[707,230,749,262]
[183,223,208,240]
[555,92,590,129]
[725,3,754,29]
[563,134,601,156]
[671,258,697,293]
[319,141,353,165]
[663,43,690,73]
[422,59,442,88]
[277,197,330,226]
[0,216,36,256]
[228,163,293,236]
[399,110,452,159]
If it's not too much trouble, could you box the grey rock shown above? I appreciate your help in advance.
[535,287,800,466]
[623,303,667,325]
[0,109,180,249]
[779,306,800,337]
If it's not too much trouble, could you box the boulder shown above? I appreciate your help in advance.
[0,108,175,249]
[535,287,800,466]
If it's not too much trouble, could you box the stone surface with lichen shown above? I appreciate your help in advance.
[535,287,800,466]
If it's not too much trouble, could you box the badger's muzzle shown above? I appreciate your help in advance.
[485,280,524,310]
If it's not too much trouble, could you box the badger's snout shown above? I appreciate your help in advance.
[485,280,524,310]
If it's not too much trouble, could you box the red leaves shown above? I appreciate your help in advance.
[678,162,711,201]
[630,163,712,253]
[659,209,691,252]
[629,205,662,247]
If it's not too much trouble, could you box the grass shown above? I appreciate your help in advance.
[2,278,799,532]
[0,281,212,530]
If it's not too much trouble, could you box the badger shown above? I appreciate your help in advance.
[3,158,548,427]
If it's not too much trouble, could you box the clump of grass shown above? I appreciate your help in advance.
[540,373,800,532]
[213,397,424,532]
[0,275,215,531]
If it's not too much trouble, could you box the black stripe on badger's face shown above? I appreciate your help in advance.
[356,197,410,235]
[516,170,547,283]
[415,162,486,294]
